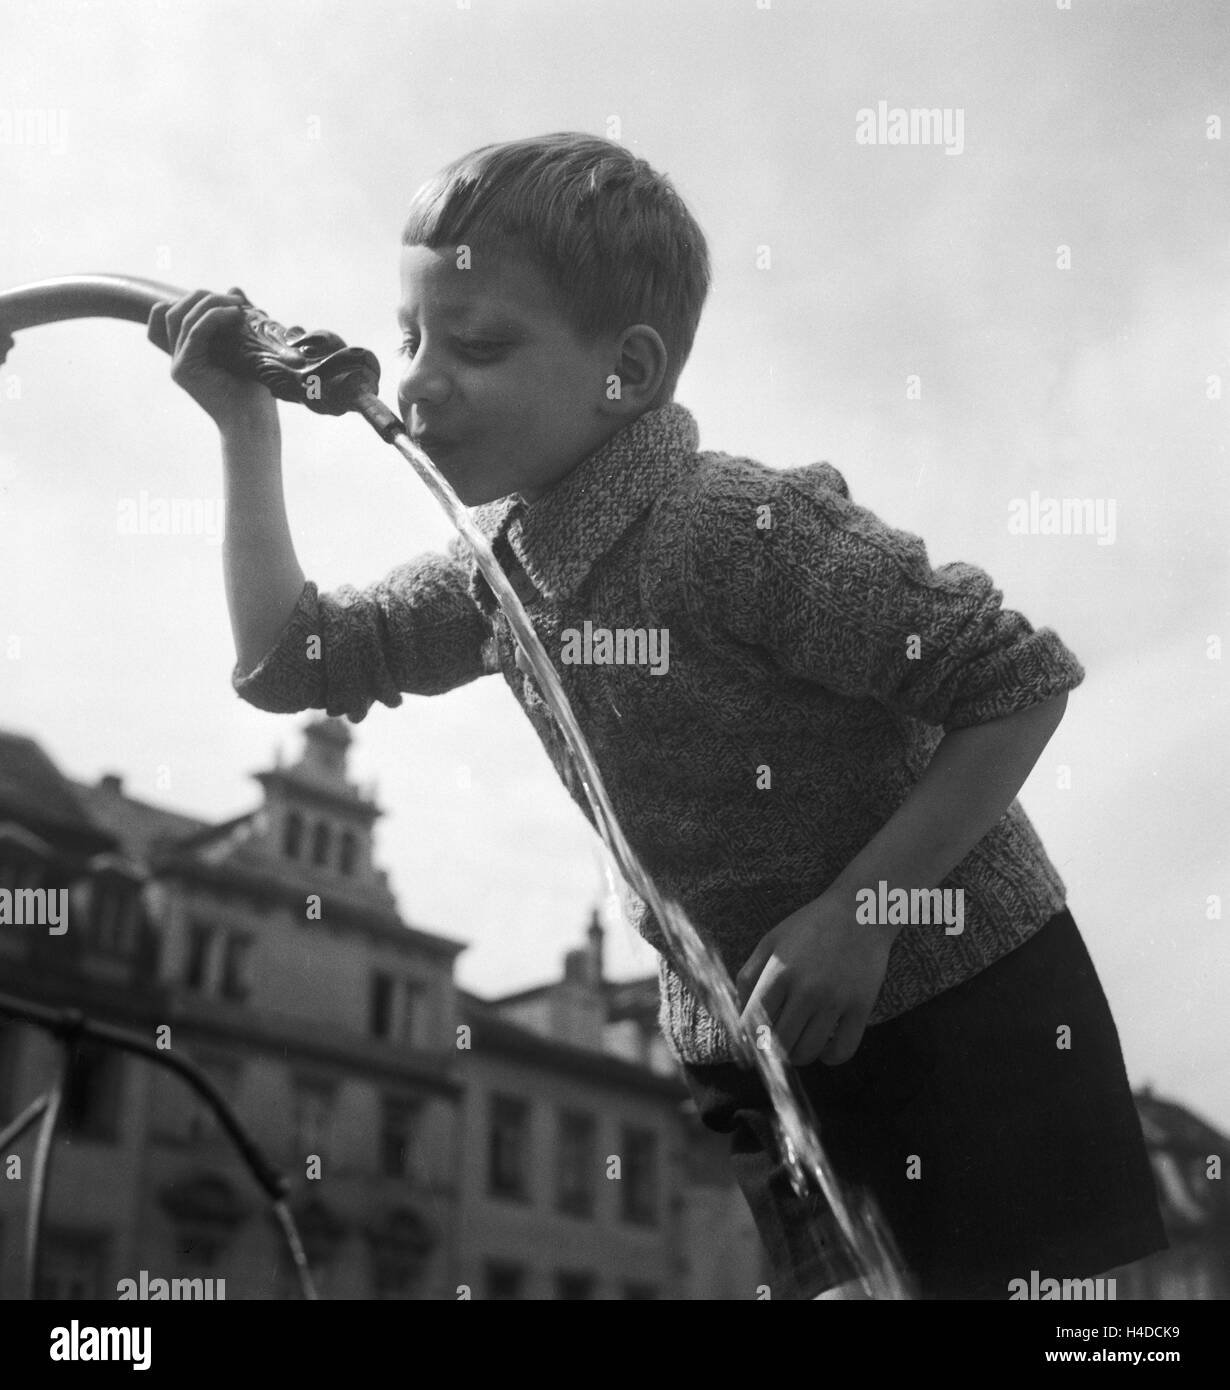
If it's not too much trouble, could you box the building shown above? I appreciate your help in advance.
[0,717,765,1299]
[0,718,466,1298]
[456,924,767,1299]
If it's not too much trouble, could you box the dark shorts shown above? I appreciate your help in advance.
[681,907,1168,1299]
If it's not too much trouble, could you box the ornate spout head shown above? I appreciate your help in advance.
[211,307,383,416]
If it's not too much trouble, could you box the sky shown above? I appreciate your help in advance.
[1,0,1227,1126]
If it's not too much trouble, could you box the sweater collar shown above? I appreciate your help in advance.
[468,401,700,605]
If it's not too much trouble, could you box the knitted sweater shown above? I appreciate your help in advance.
[233,402,1086,1065]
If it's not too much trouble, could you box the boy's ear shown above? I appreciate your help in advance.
[603,324,669,415]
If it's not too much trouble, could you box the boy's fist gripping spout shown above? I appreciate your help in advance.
[147,287,277,435]
[148,286,304,678]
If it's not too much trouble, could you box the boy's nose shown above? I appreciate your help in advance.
[397,356,452,414]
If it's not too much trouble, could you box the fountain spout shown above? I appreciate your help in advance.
[0,272,401,437]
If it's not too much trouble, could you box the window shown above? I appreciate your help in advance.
[220,934,254,1002]
[556,1110,596,1218]
[311,821,331,867]
[400,980,425,1047]
[61,1042,124,1143]
[283,811,303,859]
[555,1270,595,1300]
[488,1094,530,1201]
[620,1125,658,1226]
[89,882,135,954]
[380,1098,419,1179]
[184,921,213,991]
[370,972,394,1040]
[292,1080,334,1163]
[623,1282,658,1300]
[485,1261,524,1300]
[339,830,358,876]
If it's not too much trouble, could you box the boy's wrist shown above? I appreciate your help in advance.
[217,393,280,444]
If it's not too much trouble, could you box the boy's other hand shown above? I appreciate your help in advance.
[735,892,896,1067]
[148,287,277,432]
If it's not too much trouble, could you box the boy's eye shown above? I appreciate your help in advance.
[456,338,508,360]
[395,336,507,361]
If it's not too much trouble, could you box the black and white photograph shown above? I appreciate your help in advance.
[0,0,1226,1363]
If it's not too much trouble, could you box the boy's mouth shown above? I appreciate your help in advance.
[410,431,459,459]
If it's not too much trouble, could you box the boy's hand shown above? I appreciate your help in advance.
[736,891,897,1067]
[147,287,276,432]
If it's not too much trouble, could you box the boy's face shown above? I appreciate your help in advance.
[396,244,621,506]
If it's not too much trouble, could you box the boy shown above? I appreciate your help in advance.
[149,132,1165,1299]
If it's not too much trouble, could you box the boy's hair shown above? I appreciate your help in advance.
[402,132,710,399]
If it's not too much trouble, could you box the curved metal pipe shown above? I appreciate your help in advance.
[0,273,183,345]
[0,272,401,437]
[25,1051,66,1300]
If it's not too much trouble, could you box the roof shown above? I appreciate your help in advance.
[458,992,685,1098]
[603,975,659,1021]
[73,779,466,960]
[483,981,555,1007]
[69,778,213,862]
[0,729,116,852]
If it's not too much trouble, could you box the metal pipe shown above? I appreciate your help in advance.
[0,991,287,1203]
[0,1094,49,1153]
[0,272,386,418]
[25,1045,67,1300]
[0,273,181,340]
[0,993,319,1298]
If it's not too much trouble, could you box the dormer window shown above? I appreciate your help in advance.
[84,854,146,956]
[283,811,304,860]
[311,822,332,868]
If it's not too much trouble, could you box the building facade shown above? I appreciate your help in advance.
[0,717,765,1299]
[0,717,463,1299]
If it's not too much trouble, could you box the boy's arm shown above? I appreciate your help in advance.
[230,526,493,722]
[687,460,1086,732]
[147,287,491,723]
[736,693,1069,1066]
[223,410,307,677]
[686,461,1086,1065]
[829,691,1068,906]
[221,415,490,721]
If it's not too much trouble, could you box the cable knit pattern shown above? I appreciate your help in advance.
[232,403,1085,1064]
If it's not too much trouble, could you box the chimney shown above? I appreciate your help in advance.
[587,910,604,987]
[99,773,123,795]
[563,948,589,985]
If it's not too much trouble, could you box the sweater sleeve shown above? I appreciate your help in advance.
[231,532,492,722]
[684,460,1085,731]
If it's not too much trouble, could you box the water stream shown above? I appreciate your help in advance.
[384,429,914,1300]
